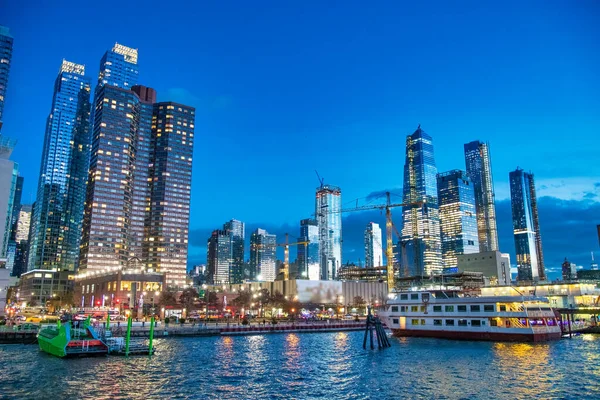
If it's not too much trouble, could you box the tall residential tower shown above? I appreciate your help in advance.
[28,60,91,271]
[249,228,277,282]
[509,168,545,281]
[364,222,383,268]
[0,26,13,131]
[464,141,499,252]
[437,170,479,269]
[399,126,442,276]
[297,218,319,280]
[316,184,342,280]
[223,219,245,284]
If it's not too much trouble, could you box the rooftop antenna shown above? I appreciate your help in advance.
[315,170,324,188]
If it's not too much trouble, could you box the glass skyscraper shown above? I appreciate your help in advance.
[0,25,13,131]
[207,229,232,285]
[297,218,319,280]
[224,219,245,284]
[250,228,277,282]
[399,126,442,277]
[437,170,479,269]
[28,60,91,272]
[364,222,383,268]
[464,141,499,252]
[316,184,342,280]
[509,168,545,281]
[97,43,139,89]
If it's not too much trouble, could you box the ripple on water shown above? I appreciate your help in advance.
[1,332,600,399]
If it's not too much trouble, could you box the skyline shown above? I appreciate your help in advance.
[1,2,599,278]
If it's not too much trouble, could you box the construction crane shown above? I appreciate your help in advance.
[277,233,310,280]
[324,192,422,292]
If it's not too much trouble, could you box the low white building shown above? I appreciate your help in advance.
[457,251,511,285]
[481,282,600,308]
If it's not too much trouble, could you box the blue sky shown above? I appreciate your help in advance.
[2,1,599,278]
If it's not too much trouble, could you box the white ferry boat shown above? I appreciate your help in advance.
[381,290,562,342]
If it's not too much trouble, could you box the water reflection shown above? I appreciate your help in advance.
[492,342,552,396]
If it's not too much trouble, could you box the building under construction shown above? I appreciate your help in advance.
[394,271,486,295]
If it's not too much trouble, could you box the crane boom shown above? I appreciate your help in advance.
[277,233,310,280]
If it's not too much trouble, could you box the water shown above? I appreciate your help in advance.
[1,332,599,399]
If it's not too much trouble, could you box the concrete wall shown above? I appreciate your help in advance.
[457,250,511,285]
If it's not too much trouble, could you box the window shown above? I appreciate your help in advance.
[500,305,506,312]
[457,305,467,312]
[411,306,419,312]
[420,306,427,312]
[445,305,454,312]
[421,319,426,325]
[484,305,495,312]
[458,319,468,326]
[472,320,482,327]
[433,319,442,326]
[391,306,399,312]
[490,319,498,327]
[433,306,442,312]
[400,294,408,300]
[392,318,399,325]
[470,305,481,312]
[401,306,406,312]
[411,319,420,326]
[445,319,455,326]
[411,293,419,300]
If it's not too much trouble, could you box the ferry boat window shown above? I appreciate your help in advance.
[445,319,455,326]
[490,319,498,326]
[410,293,419,300]
[470,305,481,312]
[499,305,506,312]
[457,305,467,312]
[471,320,482,327]
[411,306,419,312]
[445,305,454,312]
[458,319,468,326]
[391,306,399,312]
[420,319,426,325]
[401,306,407,312]
[411,319,420,326]
[433,306,442,312]
[546,319,556,326]
[393,318,399,325]
[484,305,495,312]
[433,319,442,326]
[400,294,408,300]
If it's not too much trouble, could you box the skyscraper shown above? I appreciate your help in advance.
[0,26,13,131]
[364,222,383,268]
[12,204,31,277]
[249,228,277,282]
[97,43,139,89]
[297,218,319,280]
[224,219,245,284]
[316,184,342,280]
[0,135,18,258]
[464,141,499,252]
[509,168,545,281]
[437,170,479,269]
[399,126,442,277]
[207,229,231,285]
[28,60,91,272]
[4,175,23,271]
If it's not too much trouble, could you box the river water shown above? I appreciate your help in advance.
[0,331,598,399]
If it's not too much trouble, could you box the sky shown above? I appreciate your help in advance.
[2,1,599,279]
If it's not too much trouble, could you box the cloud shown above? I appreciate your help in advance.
[365,188,403,202]
[496,177,600,202]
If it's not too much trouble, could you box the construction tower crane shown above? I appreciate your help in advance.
[324,192,422,292]
[277,233,310,280]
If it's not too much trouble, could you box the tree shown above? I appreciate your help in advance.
[232,290,253,308]
[353,296,366,307]
[180,288,199,311]
[158,290,178,307]
[206,291,218,306]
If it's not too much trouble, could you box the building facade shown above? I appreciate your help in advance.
[297,218,320,280]
[0,25,13,131]
[0,135,18,258]
[464,141,499,252]
[364,222,383,268]
[399,126,442,277]
[509,168,545,282]
[250,228,277,282]
[18,269,74,306]
[207,229,232,285]
[437,170,479,269]
[28,60,91,272]
[456,250,511,286]
[224,219,245,284]
[316,185,342,280]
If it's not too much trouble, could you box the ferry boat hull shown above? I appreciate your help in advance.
[37,319,108,358]
[390,328,561,342]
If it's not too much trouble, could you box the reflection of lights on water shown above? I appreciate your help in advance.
[492,342,552,396]
[286,333,300,348]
